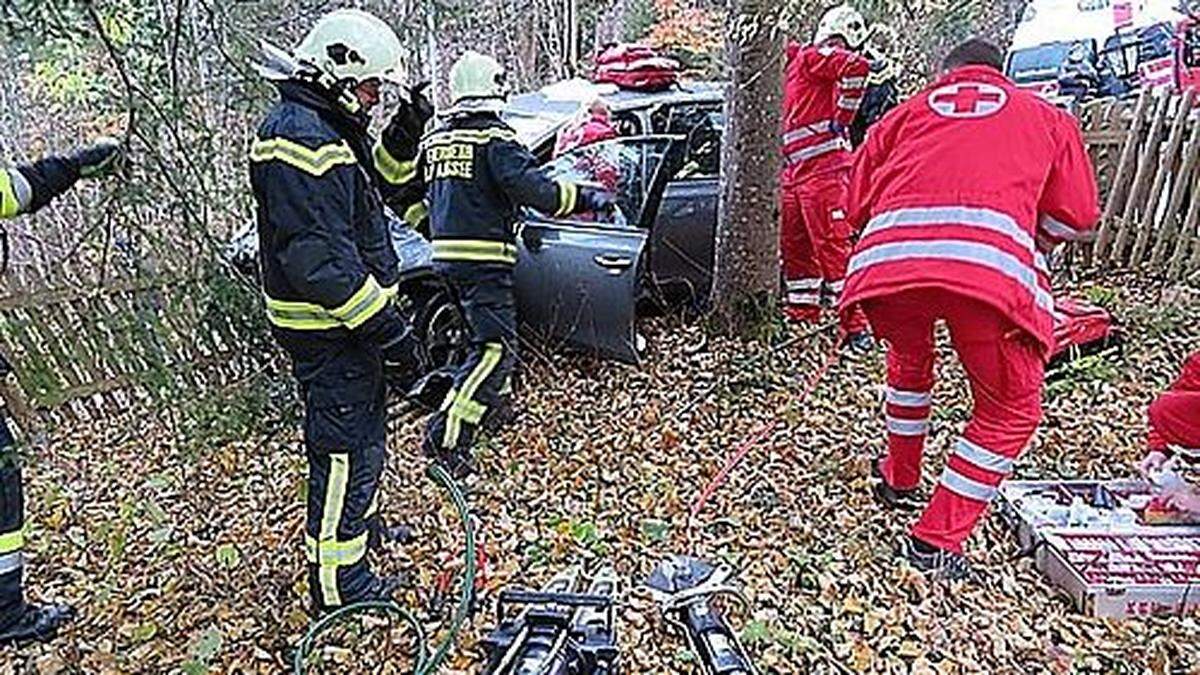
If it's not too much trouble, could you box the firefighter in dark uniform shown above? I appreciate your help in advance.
[850,23,900,149]
[0,138,123,645]
[418,51,613,477]
[250,9,427,613]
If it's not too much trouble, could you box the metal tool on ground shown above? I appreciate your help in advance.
[481,565,621,674]
[644,555,758,675]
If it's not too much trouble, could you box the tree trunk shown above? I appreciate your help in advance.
[709,0,785,335]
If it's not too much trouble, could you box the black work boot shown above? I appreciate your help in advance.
[871,457,923,511]
[0,602,75,646]
[841,331,876,355]
[899,536,972,581]
[368,520,416,550]
[426,447,477,480]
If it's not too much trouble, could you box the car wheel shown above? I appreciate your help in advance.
[418,290,468,370]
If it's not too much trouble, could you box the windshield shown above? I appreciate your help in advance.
[1008,43,1075,83]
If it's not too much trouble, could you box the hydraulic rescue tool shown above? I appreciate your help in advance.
[481,565,621,674]
[645,555,759,675]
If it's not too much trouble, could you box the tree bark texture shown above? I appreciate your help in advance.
[710,0,784,333]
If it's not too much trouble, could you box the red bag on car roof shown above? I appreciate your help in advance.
[594,43,680,91]
[1048,294,1122,372]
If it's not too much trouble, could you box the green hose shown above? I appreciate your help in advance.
[293,463,476,674]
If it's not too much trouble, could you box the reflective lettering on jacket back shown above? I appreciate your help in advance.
[426,143,475,180]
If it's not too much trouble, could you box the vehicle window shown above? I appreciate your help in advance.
[1188,27,1200,68]
[1138,24,1173,61]
[1008,43,1073,83]
[611,111,642,137]
[540,138,674,227]
[650,103,723,178]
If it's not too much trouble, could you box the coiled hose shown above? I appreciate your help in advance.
[293,464,475,674]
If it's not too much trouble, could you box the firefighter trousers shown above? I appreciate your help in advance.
[301,347,389,611]
[424,263,519,458]
[863,288,1045,553]
[779,168,867,333]
[0,415,25,630]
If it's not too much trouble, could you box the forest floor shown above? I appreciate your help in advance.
[1,274,1198,674]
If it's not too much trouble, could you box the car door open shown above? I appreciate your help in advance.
[514,136,684,364]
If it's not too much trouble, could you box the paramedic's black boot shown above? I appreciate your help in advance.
[900,536,972,581]
[871,457,922,511]
[0,602,75,646]
[842,331,876,355]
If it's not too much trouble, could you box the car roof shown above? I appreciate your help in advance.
[503,77,726,148]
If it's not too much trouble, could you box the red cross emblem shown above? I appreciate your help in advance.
[928,82,1007,119]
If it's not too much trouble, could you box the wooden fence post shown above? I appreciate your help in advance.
[1130,89,1196,268]
[1094,90,1150,262]
[1110,92,1171,266]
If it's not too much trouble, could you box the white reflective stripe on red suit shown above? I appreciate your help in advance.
[786,137,848,165]
[786,278,823,291]
[1038,213,1090,241]
[849,240,1054,314]
[886,387,931,407]
[861,207,1048,273]
[781,120,833,146]
[938,466,998,502]
[837,96,863,110]
[839,76,867,89]
[937,437,1014,502]
[886,416,929,436]
[787,291,821,306]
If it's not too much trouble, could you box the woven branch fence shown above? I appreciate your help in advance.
[1081,89,1200,280]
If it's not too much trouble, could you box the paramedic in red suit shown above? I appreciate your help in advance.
[839,39,1100,578]
[779,4,873,352]
[1139,351,1200,514]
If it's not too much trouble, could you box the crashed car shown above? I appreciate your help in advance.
[232,78,727,366]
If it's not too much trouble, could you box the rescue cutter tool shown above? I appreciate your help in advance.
[481,565,620,674]
[645,555,758,675]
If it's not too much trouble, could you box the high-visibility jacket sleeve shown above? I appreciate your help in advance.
[1,156,79,218]
[488,140,582,219]
[805,47,870,127]
[1036,114,1100,251]
[257,147,402,338]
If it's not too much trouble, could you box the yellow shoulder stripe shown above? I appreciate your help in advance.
[250,137,357,176]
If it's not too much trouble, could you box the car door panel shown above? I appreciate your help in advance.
[651,178,718,304]
[515,221,645,363]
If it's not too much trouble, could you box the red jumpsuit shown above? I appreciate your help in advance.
[840,65,1100,553]
[1148,351,1200,458]
[779,42,869,329]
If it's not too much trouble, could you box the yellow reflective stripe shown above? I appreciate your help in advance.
[329,275,388,330]
[0,170,20,219]
[265,275,391,331]
[451,398,488,425]
[305,533,368,566]
[555,181,578,218]
[421,128,518,149]
[250,137,356,176]
[318,454,349,606]
[0,529,23,554]
[431,239,518,265]
[443,342,503,448]
[403,201,429,227]
[365,489,379,519]
[372,141,417,186]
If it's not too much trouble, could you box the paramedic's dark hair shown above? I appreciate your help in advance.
[941,39,1005,72]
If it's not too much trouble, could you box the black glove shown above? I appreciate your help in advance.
[381,82,435,161]
[579,187,616,214]
[71,137,124,179]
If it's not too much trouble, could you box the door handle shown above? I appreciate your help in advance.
[593,254,633,272]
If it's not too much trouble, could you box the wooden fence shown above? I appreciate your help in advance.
[1081,89,1200,280]
[0,248,268,433]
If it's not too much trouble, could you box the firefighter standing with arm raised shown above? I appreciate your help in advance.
[779,3,873,351]
[417,51,613,478]
[0,138,122,644]
[250,10,428,614]
[841,39,1099,579]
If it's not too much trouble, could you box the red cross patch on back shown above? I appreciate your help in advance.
[927,82,1008,119]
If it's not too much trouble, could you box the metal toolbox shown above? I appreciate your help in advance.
[998,480,1200,618]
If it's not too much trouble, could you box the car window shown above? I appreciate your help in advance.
[650,103,723,178]
[541,137,674,227]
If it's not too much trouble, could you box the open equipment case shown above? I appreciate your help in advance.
[998,480,1200,618]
